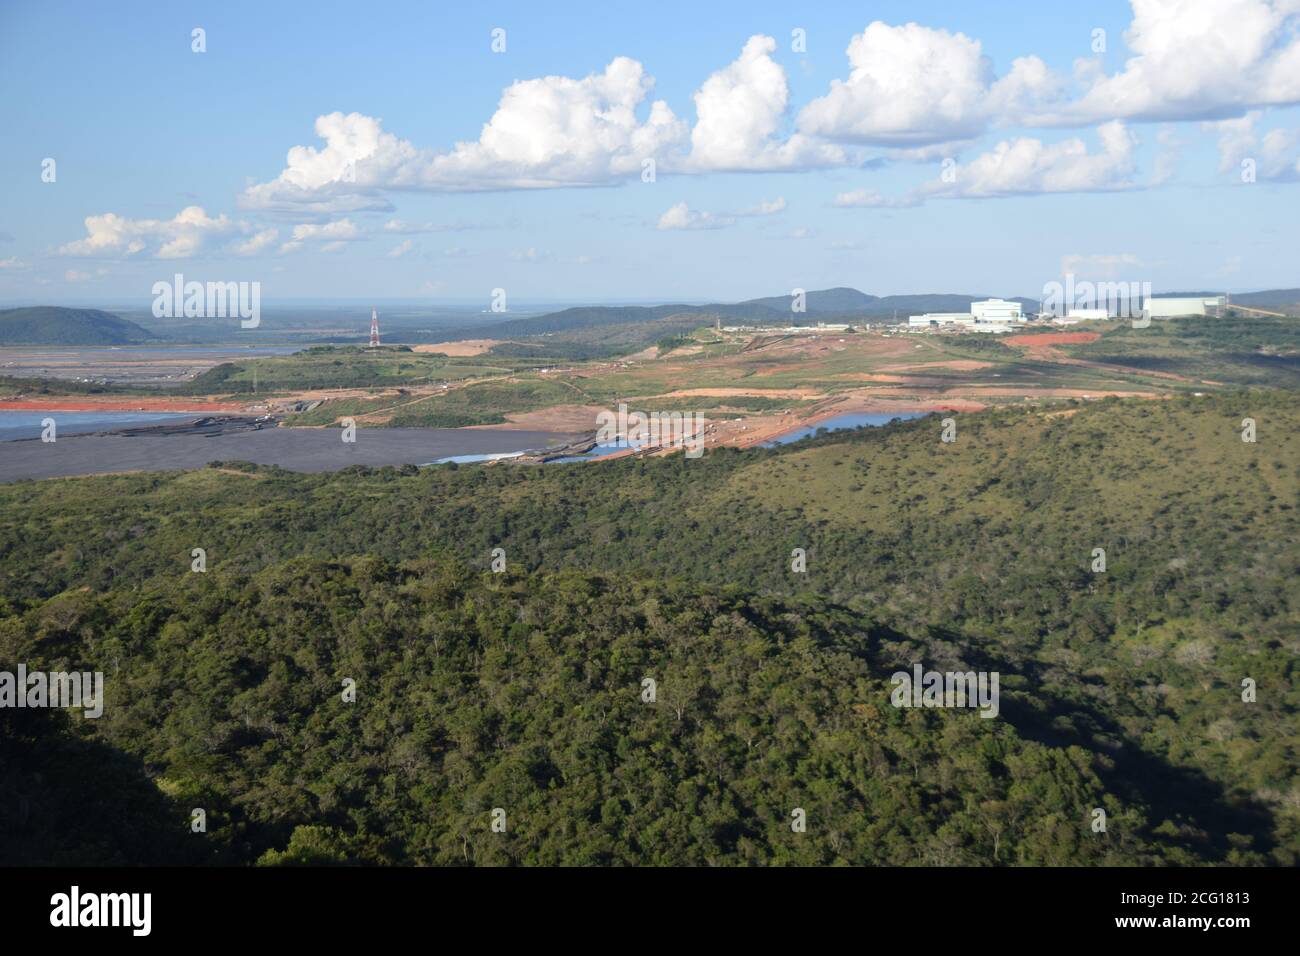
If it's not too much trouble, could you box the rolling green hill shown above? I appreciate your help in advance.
[0,559,1167,866]
[0,306,156,345]
[742,286,880,313]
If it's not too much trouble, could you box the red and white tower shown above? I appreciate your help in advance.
[369,307,380,347]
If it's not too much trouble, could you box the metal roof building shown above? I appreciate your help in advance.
[908,299,1025,332]
[1144,295,1227,318]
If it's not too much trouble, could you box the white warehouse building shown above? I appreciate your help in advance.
[971,298,1024,324]
[909,298,1025,333]
[1144,295,1227,318]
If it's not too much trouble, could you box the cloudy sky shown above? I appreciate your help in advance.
[1,0,1298,305]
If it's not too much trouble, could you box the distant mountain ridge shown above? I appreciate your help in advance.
[741,286,880,313]
[436,288,1040,341]
[0,306,156,345]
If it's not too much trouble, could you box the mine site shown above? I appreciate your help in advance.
[1,293,1292,482]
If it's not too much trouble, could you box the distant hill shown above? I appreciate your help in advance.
[0,307,156,345]
[742,287,879,313]
[435,288,1046,342]
[745,290,1041,318]
[1226,289,1300,313]
[435,301,782,342]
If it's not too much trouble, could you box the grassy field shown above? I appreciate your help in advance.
[385,377,584,426]
[182,345,527,394]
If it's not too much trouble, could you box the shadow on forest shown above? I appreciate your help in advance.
[863,623,1277,862]
[0,707,209,866]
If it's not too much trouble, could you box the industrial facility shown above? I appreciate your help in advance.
[908,298,1027,333]
[908,293,1240,332]
[1143,295,1227,318]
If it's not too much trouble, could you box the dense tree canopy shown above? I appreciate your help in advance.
[0,389,1295,865]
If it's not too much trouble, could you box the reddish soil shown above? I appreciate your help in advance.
[1005,332,1100,347]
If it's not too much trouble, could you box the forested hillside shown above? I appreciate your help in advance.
[1,560,1173,865]
[0,306,156,345]
[0,390,1295,864]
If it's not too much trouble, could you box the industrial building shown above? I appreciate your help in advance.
[1144,295,1227,318]
[908,298,1026,333]
[971,299,1024,324]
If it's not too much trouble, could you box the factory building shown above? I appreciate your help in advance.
[1143,295,1227,318]
[971,299,1024,324]
[908,298,1026,333]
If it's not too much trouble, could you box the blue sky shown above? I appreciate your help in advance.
[1,0,1297,306]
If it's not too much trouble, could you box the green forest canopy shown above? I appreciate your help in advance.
[0,389,1295,865]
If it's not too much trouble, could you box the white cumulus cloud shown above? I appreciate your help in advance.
[798,22,1061,146]
[59,206,246,259]
[922,121,1139,199]
[656,202,735,230]
[1059,0,1300,124]
[243,58,687,213]
[686,35,845,171]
